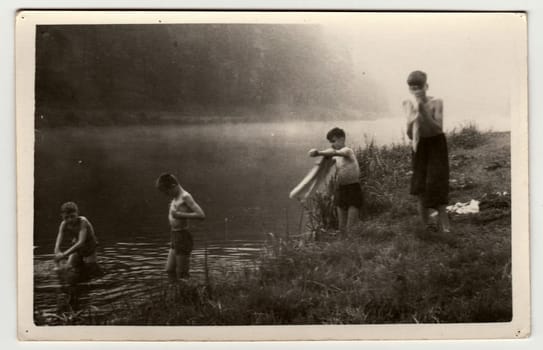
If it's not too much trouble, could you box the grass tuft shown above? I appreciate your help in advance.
[448,122,486,150]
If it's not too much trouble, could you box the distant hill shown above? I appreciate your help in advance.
[35,24,387,127]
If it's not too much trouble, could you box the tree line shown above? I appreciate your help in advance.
[35,24,385,127]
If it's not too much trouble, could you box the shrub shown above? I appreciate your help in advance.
[448,122,485,150]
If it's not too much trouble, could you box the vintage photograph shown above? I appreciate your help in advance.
[17,11,529,340]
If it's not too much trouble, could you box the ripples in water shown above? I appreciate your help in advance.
[33,239,264,320]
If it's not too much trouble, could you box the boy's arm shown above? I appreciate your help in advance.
[418,99,443,130]
[54,222,65,254]
[432,99,444,129]
[406,121,414,140]
[402,100,417,140]
[58,223,88,258]
[172,193,206,220]
[309,148,351,158]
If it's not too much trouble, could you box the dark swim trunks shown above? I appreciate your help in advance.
[170,229,194,255]
[69,235,97,258]
[334,182,364,210]
[410,133,449,209]
[76,240,97,257]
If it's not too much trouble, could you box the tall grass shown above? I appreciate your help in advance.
[356,138,413,217]
[303,176,338,236]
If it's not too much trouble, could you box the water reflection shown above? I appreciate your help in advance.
[34,238,263,323]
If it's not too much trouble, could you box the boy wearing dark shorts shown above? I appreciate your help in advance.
[156,173,206,279]
[402,70,451,233]
[309,127,363,234]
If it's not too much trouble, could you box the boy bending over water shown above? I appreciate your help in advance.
[156,173,205,280]
[54,202,99,268]
[309,127,363,234]
[403,70,450,233]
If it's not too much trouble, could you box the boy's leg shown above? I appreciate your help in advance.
[176,254,191,279]
[54,258,62,270]
[337,206,348,233]
[165,248,177,278]
[437,205,451,232]
[417,196,430,225]
[66,252,82,268]
[346,206,360,234]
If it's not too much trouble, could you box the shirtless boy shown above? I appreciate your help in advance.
[53,202,98,268]
[156,173,206,279]
[309,127,363,234]
[403,70,451,233]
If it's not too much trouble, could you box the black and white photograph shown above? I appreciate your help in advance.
[16,11,529,341]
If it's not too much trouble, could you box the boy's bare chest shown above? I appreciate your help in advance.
[64,220,81,232]
[419,100,437,119]
[63,221,83,239]
[336,155,355,168]
[170,199,190,213]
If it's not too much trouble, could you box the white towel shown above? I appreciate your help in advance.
[289,157,336,202]
[403,99,420,152]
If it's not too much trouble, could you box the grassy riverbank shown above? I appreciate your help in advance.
[39,125,512,325]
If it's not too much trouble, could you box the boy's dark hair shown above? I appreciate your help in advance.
[407,70,427,86]
[326,127,346,142]
[60,202,78,214]
[156,173,179,191]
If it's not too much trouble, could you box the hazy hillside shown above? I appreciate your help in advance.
[35,24,386,127]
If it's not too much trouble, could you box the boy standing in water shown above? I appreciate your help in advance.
[309,127,363,234]
[54,202,99,268]
[403,70,451,233]
[156,173,205,280]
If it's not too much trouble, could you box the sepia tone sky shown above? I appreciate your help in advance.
[31,12,525,130]
[323,13,524,130]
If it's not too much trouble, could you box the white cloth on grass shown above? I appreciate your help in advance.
[446,199,480,214]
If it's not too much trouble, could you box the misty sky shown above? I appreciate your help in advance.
[33,14,525,131]
[323,13,524,131]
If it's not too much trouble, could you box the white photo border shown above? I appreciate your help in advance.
[15,10,530,341]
